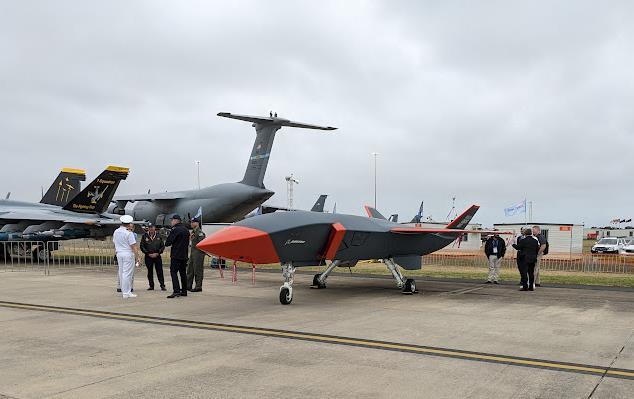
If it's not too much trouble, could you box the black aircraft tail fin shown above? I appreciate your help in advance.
[41,168,86,207]
[445,205,480,230]
[63,166,129,214]
[217,112,336,189]
[310,195,328,212]
[364,205,387,220]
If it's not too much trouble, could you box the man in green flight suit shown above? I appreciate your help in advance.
[187,217,207,292]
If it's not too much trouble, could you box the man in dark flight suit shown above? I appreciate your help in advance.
[165,215,190,298]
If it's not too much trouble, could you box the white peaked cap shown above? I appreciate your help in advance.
[120,215,134,224]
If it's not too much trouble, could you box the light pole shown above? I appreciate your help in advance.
[195,161,200,190]
[371,152,379,208]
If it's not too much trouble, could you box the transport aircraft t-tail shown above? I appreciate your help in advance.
[113,113,336,225]
[40,168,86,207]
[197,204,511,304]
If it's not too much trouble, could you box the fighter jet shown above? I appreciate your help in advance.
[198,204,502,304]
[0,166,131,259]
[260,194,329,215]
[112,113,336,225]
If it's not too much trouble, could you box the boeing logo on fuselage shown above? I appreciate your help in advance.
[284,239,306,245]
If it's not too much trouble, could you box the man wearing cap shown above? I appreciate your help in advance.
[140,223,166,291]
[187,217,206,292]
[165,215,190,298]
[113,215,141,298]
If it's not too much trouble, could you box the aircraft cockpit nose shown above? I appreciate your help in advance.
[196,226,279,264]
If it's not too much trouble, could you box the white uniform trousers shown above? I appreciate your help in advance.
[117,252,135,296]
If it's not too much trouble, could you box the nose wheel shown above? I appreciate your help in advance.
[279,285,293,305]
[279,263,296,305]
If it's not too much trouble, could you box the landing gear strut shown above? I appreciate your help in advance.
[312,260,341,289]
[279,263,295,305]
[383,258,418,294]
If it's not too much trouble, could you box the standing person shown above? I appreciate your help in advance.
[140,223,166,291]
[514,231,526,285]
[113,215,141,299]
[187,217,206,292]
[532,226,548,287]
[165,215,190,298]
[513,227,540,291]
[484,232,506,284]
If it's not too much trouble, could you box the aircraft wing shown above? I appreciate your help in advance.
[114,192,185,202]
[391,227,513,235]
[0,210,122,226]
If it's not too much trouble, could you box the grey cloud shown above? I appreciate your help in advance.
[1,1,633,227]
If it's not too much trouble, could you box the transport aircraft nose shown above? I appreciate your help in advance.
[196,226,280,264]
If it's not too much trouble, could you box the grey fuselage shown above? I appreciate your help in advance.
[236,211,461,266]
[124,183,274,224]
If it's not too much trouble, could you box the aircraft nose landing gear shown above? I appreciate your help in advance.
[279,263,295,305]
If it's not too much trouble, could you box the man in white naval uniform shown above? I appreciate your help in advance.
[113,215,140,298]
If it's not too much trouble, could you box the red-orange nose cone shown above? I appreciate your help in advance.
[196,226,280,264]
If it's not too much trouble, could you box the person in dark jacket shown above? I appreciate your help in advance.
[165,215,190,298]
[187,218,206,292]
[140,223,166,291]
[512,227,540,291]
[484,233,506,284]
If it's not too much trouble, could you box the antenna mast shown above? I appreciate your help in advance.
[446,196,457,221]
[285,174,299,210]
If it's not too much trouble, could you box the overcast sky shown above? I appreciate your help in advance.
[1,1,633,227]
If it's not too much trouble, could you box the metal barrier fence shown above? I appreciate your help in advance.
[1,241,633,275]
[423,252,634,274]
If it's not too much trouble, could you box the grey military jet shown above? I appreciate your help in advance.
[198,204,510,304]
[0,166,131,257]
[112,113,336,225]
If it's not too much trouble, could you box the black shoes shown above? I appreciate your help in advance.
[519,287,528,291]
[493,281,499,285]
[535,284,541,287]
[485,281,492,284]
[528,287,535,291]
[167,293,180,298]
[160,286,166,291]
[117,289,121,292]
[180,292,187,297]
[191,287,202,292]
[147,287,154,291]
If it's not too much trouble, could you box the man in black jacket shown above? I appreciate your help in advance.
[512,227,540,291]
[165,215,190,298]
[140,223,166,291]
[484,233,506,284]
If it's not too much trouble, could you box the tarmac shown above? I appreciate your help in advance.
[0,268,632,399]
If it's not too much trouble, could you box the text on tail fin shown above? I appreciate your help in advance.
[63,166,129,214]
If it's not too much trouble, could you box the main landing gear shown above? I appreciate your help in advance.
[383,258,418,294]
[279,263,295,305]
[311,260,341,289]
